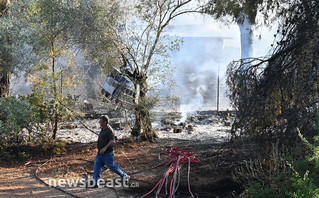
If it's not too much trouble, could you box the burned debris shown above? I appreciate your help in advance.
[101,69,134,104]
[156,110,234,135]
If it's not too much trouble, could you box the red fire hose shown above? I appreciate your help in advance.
[141,147,200,198]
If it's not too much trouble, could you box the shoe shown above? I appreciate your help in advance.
[86,180,98,188]
[123,175,130,182]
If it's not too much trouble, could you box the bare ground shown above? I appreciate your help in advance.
[0,138,244,198]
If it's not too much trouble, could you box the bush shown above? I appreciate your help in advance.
[0,139,68,165]
[239,128,319,197]
[280,129,319,197]
[0,97,70,164]
[33,139,67,156]
[239,181,277,198]
[0,97,35,142]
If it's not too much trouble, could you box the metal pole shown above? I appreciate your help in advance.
[217,66,220,112]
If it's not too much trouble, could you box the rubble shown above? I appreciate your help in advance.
[187,124,194,131]
[110,122,124,130]
[56,109,235,143]
[60,122,78,129]
[83,100,94,112]
[173,126,183,133]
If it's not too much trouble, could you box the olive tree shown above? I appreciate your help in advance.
[68,0,201,141]
[24,0,90,139]
[0,0,11,98]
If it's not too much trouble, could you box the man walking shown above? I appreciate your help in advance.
[88,115,129,188]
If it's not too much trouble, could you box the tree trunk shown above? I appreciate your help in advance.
[0,69,10,97]
[237,15,253,66]
[53,115,58,139]
[131,73,157,141]
[0,0,11,98]
[51,45,58,140]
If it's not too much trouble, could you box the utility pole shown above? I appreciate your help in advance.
[217,66,220,112]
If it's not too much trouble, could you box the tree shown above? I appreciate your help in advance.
[0,0,11,97]
[226,0,319,144]
[0,0,101,140]
[204,0,287,61]
[226,1,319,194]
[68,0,200,141]
[0,0,38,98]
[25,0,82,139]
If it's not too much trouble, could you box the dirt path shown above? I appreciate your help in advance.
[0,166,70,197]
[0,139,243,198]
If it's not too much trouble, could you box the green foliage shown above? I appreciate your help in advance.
[29,62,80,115]
[240,181,277,198]
[243,128,319,197]
[0,0,38,75]
[0,139,67,164]
[284,163,319,198]
[282,128,319,197]
[27,60,81,138]
[25,93,50,123]
[0,97,35,139]
[204,0,288,26]
[0,96,71,162]
[240,125,319,197]
[291,172,319,197]
[0,96,69,161]
[1,150,31,163]
[0,140,7,155]
[33,139,67,156]
[23,0,83,138]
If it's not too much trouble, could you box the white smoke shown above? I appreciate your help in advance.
[168,12,277,117]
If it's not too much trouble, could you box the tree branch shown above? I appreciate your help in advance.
[144,0,193,71]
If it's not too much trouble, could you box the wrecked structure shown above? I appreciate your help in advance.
[101,69,134,108]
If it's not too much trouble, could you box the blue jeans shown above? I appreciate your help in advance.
[93,152,127,182]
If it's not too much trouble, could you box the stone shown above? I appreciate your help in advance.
[187,124,194,131]
[111,122,122,130]
[66,123,78,129]
[173,127,182,133]
[224,120,231,126]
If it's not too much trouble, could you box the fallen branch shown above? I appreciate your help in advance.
[77,118,98,135]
